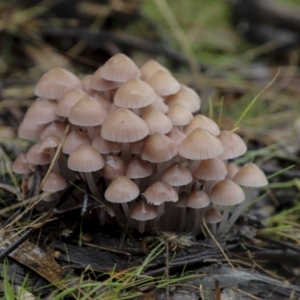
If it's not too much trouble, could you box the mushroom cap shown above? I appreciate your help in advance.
[104,175,140,203]
[140,59,169,81]
[218,131,247,160]
[101,108,149,142]
[167,103,193,126]
[179,128,224,160]
[18,122,45,140]
[147,70,180,96]
[184,114,220,136]
[40,121,67,140]
[114,79,156,108]
[69,95,108,127]
[38,135,61,152]
[56,88,88,117]
[90,67,120,91]
[125,157,153,179]
[141,132,177,163]
[102,155,126,179]
[141,108,173,135]
[12,153,32,174]
[140,95,169,114]
[130,199,157,221]
[233,163,268,187]
[92,134,122,154]
[62,130,90,155]
[186,190,210,209]
[23,99,57,125]
[162,163,193,186]
[34,67,81,99]
[100,53,140,82]
[210,179,245,206]
[67,144,104,172]
[166,85,201,113]
[166,127,187,146]
[204,208,223,224]
[143,181,178,205]
[226,162,240,180]
[26,142,51,165]
[193,158,227,181]
[42,172,67,192]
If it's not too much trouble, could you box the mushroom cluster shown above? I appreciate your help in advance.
[12,54,268,235]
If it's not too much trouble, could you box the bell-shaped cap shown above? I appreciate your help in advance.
[186,190,210,209]
[12,153,32,174]
[40,121,67,140]
[204,208,223,224]
[92,134,122,154]
[23,99,57,125]
[218,131,247,160]
[140,95,169,115]
[162,163,193,186]
[143,181,178,205]
[26,143,51,165]
[125,157,153,179]
[210,179,245,206]
[42,172,67,192]
[166,127,186,146]
[141,132,177,163]
[104,175,139,203]
[67,144,104,172]
[141,108,172,135]
[193,158,227,181]
[166,85,201,113]
[179,128,223,160]
[34,67,81,99]
[233,163,268,187]
[167,103,193,126]
[69,95,108,127]
[114,79,156,108]
[62,130,90,155]
[90,67,120,91]
[101,108,149,142]
[56,88,88,117]
[100,53,140,82]
[140,59,169,81]
[102,155,126,179]
[184,114,220,136]
[130,199,157,221]
[18,122,45,140]
[147,70,180,96]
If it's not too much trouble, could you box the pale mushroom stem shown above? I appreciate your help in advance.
[217,206,230,234]
[121,142,131,163]
[154,203,165,224]
[192,209,202,236]
[222,188,257,234]
[138,221,146,233]
[122,202,130,219]
[87,127,96,139]
[83,172,102,200]
[188,160,201,172]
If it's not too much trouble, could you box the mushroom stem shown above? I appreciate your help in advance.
[154,203,165,224]
[222,188,258,234]
[87,126,96,139]
[138,221,146,233]
[121,202,130,219]
[121,142,131,163]
[217,206,230,234]
[192,209,202,236]
[83,172,102,201]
